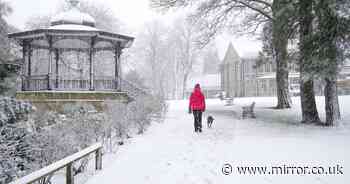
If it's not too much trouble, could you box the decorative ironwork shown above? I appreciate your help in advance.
[21,74,150,98]
[22,75,118,91]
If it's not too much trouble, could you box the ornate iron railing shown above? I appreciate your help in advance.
[21,75,117,91]
[57,79,90,90]
[20,75,151,98]
[22,75,49,91]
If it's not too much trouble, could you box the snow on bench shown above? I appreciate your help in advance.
[242,102,256,119]
[9,143,103,184]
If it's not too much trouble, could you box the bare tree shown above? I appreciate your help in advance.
[25,1,123,32]
[151,0,297,108]
[0,1,12,18]
[202,42,221,74]
[171,18,200,99]
[135,21,170,98]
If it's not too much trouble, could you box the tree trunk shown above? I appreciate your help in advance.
[299,0,321,123]
[182,73,189,99]
[300,79,321,123]
[272,0,292,109]
[324,76,340,126]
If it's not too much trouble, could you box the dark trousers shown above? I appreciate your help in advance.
[193,110,202,132]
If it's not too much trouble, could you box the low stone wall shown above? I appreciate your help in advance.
[16,91,131,112]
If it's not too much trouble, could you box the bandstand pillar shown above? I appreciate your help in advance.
[21,40,28,91]
[47,36,53,90]
[27,44,32,77]
[26,43,33,90]
[114,42,121,91]
[55,49,60,89]
[89,37,96,91]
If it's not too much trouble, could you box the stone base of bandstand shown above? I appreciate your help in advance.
[16,91,131,113]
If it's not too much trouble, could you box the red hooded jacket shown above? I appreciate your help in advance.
[189,84,206,111]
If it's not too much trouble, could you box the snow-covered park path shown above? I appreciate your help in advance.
[86,97,350,184]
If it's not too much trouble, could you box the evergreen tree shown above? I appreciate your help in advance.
[271,0,297,108]
[0,1,18,96]
[298,0,321,124]
[311,0,350,125]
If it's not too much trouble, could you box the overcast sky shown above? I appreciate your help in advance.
[5,0,261,59]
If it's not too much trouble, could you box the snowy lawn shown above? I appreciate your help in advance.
[85,96,350,184]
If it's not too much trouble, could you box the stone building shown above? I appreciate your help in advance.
[220,43,243,97]
[220,43,300,97]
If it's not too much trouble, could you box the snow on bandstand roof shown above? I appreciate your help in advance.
[48,24,99,31]
[49,0,96,30]
[50,6,96,28]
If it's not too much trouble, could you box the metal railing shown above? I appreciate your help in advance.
[21,75,117,91]
[9,143,103,184]
[20,75,151,99]
[22,75,49,91]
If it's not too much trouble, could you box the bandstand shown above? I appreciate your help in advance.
[8,0,136,111]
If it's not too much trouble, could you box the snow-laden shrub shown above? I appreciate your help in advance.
[126,95,167,135]
[104,101,129,152]
[0,97,34,126]
[104,95,167,151]
[0,97,35,183]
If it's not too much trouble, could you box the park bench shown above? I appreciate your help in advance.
[242,102,256,119]
[224,97,234,106]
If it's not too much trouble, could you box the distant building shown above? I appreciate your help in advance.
[220,43,242,97]
[220,43,300,97]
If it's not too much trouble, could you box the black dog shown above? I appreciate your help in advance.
[207,116,214,128]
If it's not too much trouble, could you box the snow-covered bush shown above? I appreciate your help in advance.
[104,101,129,152]
[0,97,35,183]
[126,95,167,135]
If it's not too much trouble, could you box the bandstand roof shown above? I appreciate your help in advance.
[8,0,134,49]
[8,27,134,48]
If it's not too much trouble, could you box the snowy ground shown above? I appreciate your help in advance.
[85,96,350,184]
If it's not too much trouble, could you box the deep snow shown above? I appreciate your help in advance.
[85,96,350,184]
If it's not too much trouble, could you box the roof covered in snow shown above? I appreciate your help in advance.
[50,7,96,28]
[48,24,99,31]
[222,42,241,65]
[49,0,95,28]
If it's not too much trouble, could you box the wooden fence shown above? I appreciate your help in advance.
[9,143,103,184]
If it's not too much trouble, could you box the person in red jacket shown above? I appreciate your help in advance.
[189,83,206,133]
